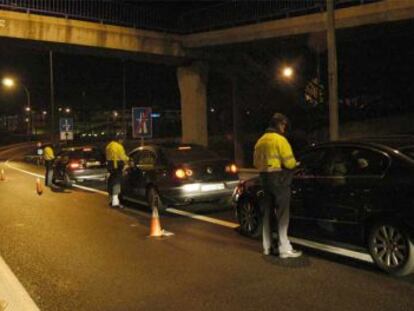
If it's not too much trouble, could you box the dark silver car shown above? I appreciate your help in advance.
[53,146,107,186]
[120,143,239,210]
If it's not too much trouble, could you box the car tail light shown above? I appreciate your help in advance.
[225,164,238,174]
[175,168,193,179]
[175,169,186,179]
[68,160,85,170]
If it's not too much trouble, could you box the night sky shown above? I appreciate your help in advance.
[1,7,414,138]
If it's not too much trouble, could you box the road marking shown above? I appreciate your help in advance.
[165,207,239,229]
[0,255,40,311]
[6,160,374,264]
[290,237,373,262]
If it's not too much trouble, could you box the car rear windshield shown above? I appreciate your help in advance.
[61,149,104,160]
[163,146,219,163]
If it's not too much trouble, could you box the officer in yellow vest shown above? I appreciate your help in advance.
[105,136,129,208]
[43,144,55,187]
[254,113,302,259]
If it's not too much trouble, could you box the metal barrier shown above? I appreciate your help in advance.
[0,0,383,34]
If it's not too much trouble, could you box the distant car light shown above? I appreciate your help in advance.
[178,146,191,150]
[185,169,193,177]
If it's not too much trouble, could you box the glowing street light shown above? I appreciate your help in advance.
[2,77,15,88]
[281,66,294,80]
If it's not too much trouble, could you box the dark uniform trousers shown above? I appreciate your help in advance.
[260,170,294,253]
[45,160,54,186]
[107,160,124,196]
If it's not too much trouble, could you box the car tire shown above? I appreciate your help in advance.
[368,222,414,276]
[237,196,262,239]
[147,187,165,212]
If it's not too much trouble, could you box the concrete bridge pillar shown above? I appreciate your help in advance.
[177,62,209,147]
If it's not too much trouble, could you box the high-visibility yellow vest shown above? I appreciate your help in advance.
[105,141,129,168]
[43,146,55,161]
[254,132,297,172]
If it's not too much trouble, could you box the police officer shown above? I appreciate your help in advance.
[253,113,302,258]
[106,136,129,208]
[43,143,55,187]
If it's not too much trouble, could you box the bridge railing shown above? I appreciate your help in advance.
[0,0,383,34]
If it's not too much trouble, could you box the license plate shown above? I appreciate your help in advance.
[201,183,225,192]
[86,161,101,167]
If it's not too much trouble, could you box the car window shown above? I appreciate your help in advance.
[348,148,389,176]
[296,149,328,176]
[58,149,104,161]
[322,149,351,177]
[163,146,218,164]
[321,147,389,177]
[137,150,157,166]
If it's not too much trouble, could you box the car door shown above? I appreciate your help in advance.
[322,146,391,245]
[290,147,330,238]
[129,148,159,199]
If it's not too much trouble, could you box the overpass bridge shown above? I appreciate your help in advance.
[1,0,414,146]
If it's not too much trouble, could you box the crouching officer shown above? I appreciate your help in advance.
[254,113,302,259]
[106,136,129,208]
[43,144,55,187]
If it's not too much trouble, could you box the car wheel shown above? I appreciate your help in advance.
[368,222,414,276]
[237,197,262,238]
[147,187,165,212]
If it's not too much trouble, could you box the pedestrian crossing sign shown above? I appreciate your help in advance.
[132,107,152,138]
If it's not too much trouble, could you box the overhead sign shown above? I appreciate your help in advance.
[132,107,152,138]
[59,117,74,141]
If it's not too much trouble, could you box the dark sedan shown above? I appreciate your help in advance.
[120,143,239,210]
[53,146,107,186]
[233,136,414,276]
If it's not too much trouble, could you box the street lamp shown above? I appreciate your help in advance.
[281,66,294,80]
[2,77,32,139]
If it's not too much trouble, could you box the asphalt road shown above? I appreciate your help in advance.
[1,144,414,311]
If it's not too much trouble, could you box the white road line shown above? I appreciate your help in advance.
[165,207,239,229]
[0,256,40,311]
[5,160,374,264]
[290,237,373,263]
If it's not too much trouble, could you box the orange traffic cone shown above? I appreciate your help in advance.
[0,169,5,181]
[36,178,43,195]
[148,206,174,238]
[148,206,163,238]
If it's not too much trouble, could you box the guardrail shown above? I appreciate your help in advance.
[0,0,382,34]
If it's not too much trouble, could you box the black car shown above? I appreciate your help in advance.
[120,143,239,210]
[233,136,414,276]
[53,146,107,186]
